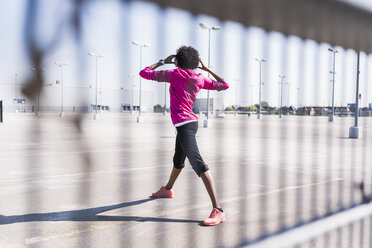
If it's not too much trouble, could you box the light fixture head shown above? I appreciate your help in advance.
[131,41,140,46]
[199,22,209,29]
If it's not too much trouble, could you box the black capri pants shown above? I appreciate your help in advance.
[173,121,209,176]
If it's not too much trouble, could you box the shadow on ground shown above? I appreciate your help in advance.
[0,197,201,225]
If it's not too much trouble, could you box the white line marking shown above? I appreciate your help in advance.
[221,178,344,203]
[0,158,227,183]
[25,224,110,245]
[0,149,130,158]
[0,165,170,183]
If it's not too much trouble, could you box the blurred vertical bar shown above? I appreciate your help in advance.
[0,100,2,123]
[186,12,199,248]
[324,45,334,216]
[214,18,224,247]
[370,215,372,248]
[73,1,94,246]
[361,53,368,197]
[156,5,167,248]
[238,8,252,242]
[348,222,354,248]
[350,52,360,207]
[360,219,365,248]
[338,49,347,210]
[23,0,43,245]
[238,25,249,241]
[120,1,133,247]
[278,34,288,232]
[311,43,321,222]
[294,39,305,226]
[336,226,343,248]
[258,31,269,238]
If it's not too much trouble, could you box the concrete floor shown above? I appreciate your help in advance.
[0,112,371,248]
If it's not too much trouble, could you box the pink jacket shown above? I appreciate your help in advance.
[139,67,229,125]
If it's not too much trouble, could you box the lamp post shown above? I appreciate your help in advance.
[31,67,46,115]
[349,51,361,138]
[100,79,103,110]
[328,48,338,122]
[128,74,135,115]
[199,22,220,128]
[279,75,286,118]
[55,61,68,117]
[233,78,240,105]
[286,81,290,115]
[255,58,266,119]
[132,41,150,123]
[14,73,18,113]
[89,51,105,120]
[249,84,255,111]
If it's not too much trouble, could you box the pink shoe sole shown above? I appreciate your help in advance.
[151,186,174,198]
[203,208,226,226]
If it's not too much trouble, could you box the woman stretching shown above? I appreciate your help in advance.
[139,46,229,226]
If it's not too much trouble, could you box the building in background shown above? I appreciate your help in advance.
[193,98,225,115]
[0,83,154,113]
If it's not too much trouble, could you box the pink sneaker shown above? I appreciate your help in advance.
[203,208,225,226]
[152,186,174,198]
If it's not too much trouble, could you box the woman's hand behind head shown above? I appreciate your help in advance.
[164,55,176,64]
[198,58,209,72]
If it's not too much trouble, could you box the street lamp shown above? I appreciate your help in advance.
[279,75,286,118]
[249,84,255,111]
[255,58,266,119]
[55,61,68,117]
[89,51,105,120]
[31,67,46,115]
[14,73,18,113]
[286,81,290,115]
[349,51,361,139]
[128,74,135,115]
[132,41,150,123]
[328,48,338,122]
[199,22,220,128]
[233,78,240,105]
[99,79,104,111]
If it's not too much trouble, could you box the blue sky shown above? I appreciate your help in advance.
[1,0,371,107]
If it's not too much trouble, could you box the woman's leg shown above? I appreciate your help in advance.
[165,168,182,190]
[165,132,186,190]
[176,122,222,209]
[176,122,225,225]
[200,171,221,209]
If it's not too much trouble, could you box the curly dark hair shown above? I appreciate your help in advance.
[175,46,200,69]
